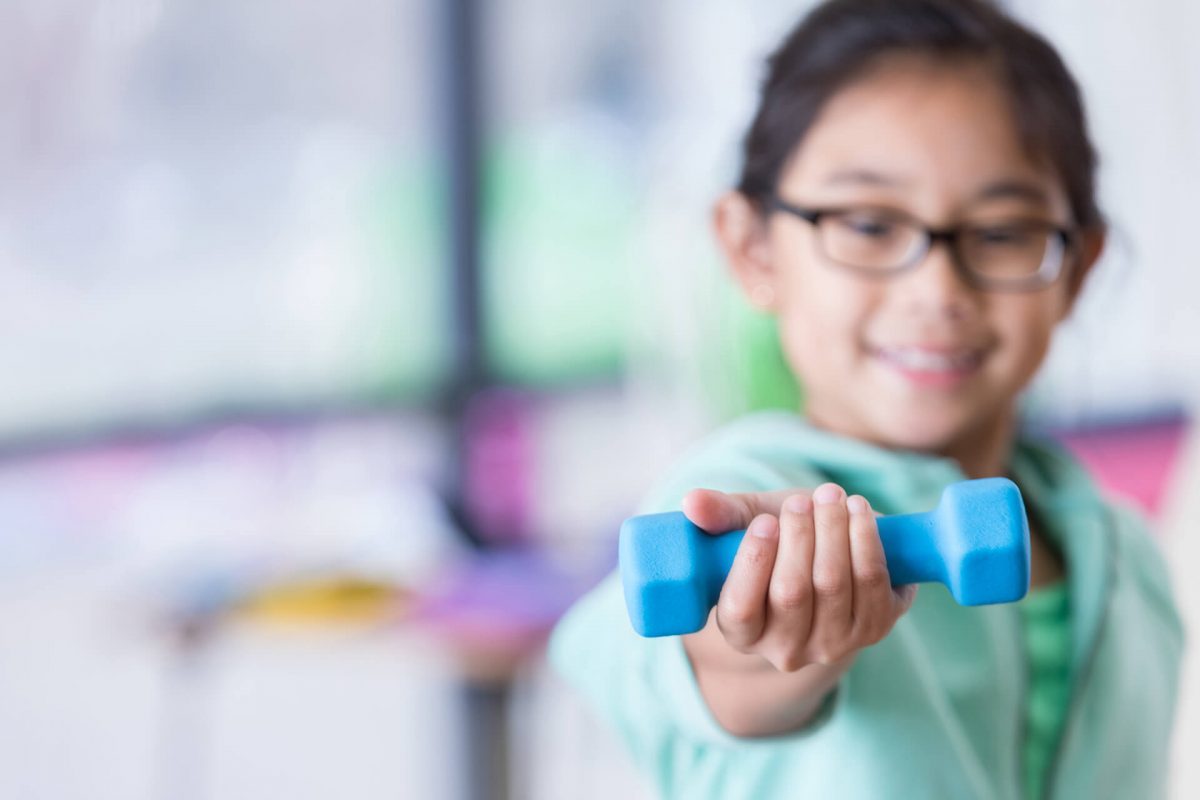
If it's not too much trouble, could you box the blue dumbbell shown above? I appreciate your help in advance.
[620,477,1030,637]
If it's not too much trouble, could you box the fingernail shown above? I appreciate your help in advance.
[813,484,843,505]
[749,515,776,538]
[783,494,811,514]
[846,495,868,515]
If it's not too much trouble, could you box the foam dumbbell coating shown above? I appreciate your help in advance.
[620,477,1030,637]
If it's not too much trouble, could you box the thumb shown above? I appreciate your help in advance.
[681,487,810,534]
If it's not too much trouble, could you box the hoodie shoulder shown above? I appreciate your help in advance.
[635,412,826,514]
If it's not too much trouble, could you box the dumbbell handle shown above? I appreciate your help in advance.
[699,510,943,596]
[654,509,943,624]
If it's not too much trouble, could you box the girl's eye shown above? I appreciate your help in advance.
[837,215,899,238]
[974,226,1035,246]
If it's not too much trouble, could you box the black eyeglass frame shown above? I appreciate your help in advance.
[767,196,1080,292]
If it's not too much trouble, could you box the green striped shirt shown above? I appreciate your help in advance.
[1020,581,1072,800]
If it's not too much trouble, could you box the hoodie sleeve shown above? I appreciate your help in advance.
[547,435,831,785]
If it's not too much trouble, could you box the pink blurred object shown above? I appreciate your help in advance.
[1053,416,1189,521]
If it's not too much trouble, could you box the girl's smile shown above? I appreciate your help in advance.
[866,341,991,389]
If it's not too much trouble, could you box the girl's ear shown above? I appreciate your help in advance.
[1060,226,1107,319]
[712,191,778,311]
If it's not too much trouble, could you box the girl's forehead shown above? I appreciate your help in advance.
[779,57,1070,214]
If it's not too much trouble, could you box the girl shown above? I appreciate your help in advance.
[550,1,1183,799]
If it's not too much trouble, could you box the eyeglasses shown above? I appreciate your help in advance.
[767,196,1078,292]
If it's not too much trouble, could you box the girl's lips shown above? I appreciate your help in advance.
[869,344,988,387]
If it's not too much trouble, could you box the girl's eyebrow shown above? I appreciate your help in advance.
[972,180,1050,204]
[819,171,1052,205]
[822,168,910,187]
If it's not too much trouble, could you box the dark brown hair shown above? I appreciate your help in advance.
[736,0,1103,229]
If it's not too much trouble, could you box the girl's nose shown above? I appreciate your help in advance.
[894,240,978,320]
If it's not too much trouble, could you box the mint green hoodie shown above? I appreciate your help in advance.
[549,412,1183,799]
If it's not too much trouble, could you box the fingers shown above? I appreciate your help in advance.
[846,494,894,644]
[762,492,817,669]
[715,513,779,649]
[770,493,816,617]
[808,483,853,662]
[682,487,807,534]
[700,483,915,672]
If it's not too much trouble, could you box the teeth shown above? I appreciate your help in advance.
[877,348,980,372]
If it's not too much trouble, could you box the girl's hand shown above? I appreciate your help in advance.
[680,483,917,672]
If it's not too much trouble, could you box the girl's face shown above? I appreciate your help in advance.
[716,57,1103,457]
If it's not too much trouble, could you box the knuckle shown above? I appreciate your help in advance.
[810,641,850,666]
[737,495,761,524]
[770,578,812,611]
[717,596,757,627]
[807,645,834,666]
[774,650,807,673]
[855,564,890,592]
[812,568,848,599]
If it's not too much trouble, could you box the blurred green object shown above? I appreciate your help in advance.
[365,127,636,397]
[363,157,451,401]
[481,129,634,386]
[702,268,804,421]
[370,128,800,413]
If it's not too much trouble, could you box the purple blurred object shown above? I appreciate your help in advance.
[411,549,610,647]
[462,390,535,546]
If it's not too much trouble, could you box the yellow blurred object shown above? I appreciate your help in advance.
[234,577,409,625]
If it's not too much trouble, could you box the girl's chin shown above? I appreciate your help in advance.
[809,407,968,454]
[865,410,977,453]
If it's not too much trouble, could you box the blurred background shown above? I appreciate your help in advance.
[1,0,1197,798]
